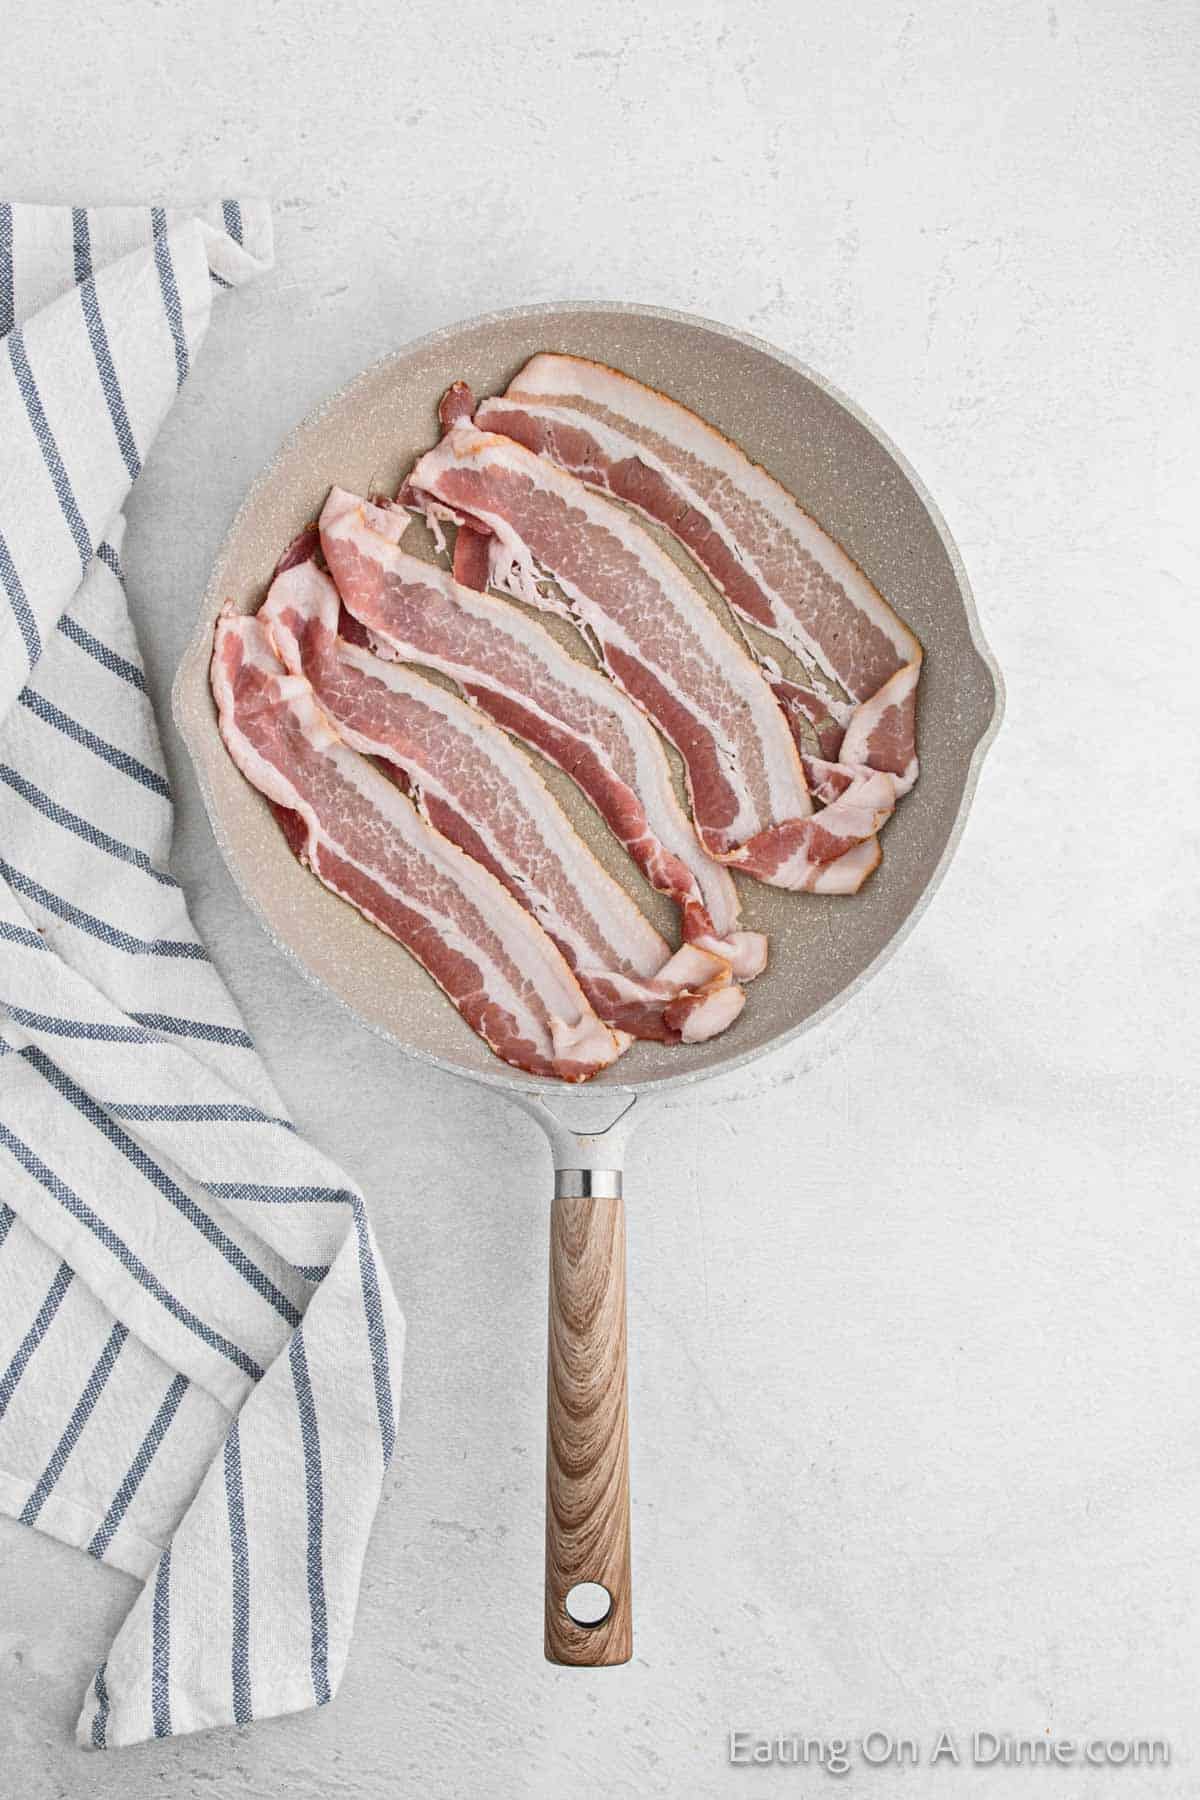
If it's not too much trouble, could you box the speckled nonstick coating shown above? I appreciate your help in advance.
[173,304,1003,1098]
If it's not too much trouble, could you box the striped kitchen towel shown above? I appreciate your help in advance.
[0,199,403,1749]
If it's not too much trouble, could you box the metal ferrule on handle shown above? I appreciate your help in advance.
[555,1169,622,1198]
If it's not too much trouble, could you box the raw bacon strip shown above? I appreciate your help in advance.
[318,487,769,974]
[805,836,881,894]
[210,611,622,1082]
[404,426,891,890]
[442,516,890,880]
[772,677,846,763]
[451,522,492,592]
[259,556,743,1044]
[838,660,920,795]
[801,755,903,808]
[475,355,922,785]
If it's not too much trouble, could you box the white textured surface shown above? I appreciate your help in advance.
[2,1,1197,1794]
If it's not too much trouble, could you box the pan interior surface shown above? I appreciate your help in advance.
[175,305,1000,1096]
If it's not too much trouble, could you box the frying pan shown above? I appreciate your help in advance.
[174,302,1003,1667]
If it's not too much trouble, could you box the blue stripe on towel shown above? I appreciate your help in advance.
[0,1203,14,1250]
[0,202,13,337]
[224,1421,253,1724]
[91,1661,110,1749]
[0,765,172,883]
[151,1546,172,1736]
[0,1004,253,1048]
[0,921,47,951]
[0,1006,155,1043]
[221,199,244,245]
[106,1101,292,1128]
[23,1047,302,1326]
[0,1263,74,1420]
[351,1203,396,1466]
[73,211,141,480]
[205,1182,356,1205]
[130,1012,254,1048]
[289,1332,331,1705]
[0,858,203,957]
[88,1371,188,1559]
[150,210,188,388]
[71,207,91,284]
[20,1321,128,1525]
[18,687,170,798]
[58,611,147,690]
[96,540,125,584]
[0,528,40,666]
[0,1124,264,1380]
[7,327,93,574]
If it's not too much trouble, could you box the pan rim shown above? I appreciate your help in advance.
[173,300,1005,1102]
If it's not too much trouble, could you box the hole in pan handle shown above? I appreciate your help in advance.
[565,1582,614,1628]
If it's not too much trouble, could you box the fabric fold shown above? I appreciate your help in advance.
[0,198,403,1751]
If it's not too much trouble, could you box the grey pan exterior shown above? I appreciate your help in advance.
[173,302,1004,1102]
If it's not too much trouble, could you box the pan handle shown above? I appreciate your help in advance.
[512,1091,643,1665]
[545,1166,632,1665]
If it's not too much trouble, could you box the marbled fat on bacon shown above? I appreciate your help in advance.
[403,426,891,890]
[210,610,623,1081]
[318,487,768,976]
[259,556,743,1043]
[474,355,922,788]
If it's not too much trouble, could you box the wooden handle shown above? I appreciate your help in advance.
[545,1190,632,1665]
